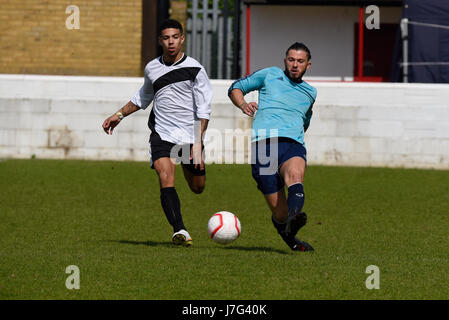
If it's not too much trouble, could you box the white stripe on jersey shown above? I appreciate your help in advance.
[131,54,212,145]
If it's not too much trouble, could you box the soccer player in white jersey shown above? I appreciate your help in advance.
[102,19,212,247]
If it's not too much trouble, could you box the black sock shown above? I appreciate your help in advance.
[287,183,305,215]
[160,187,185,233]
[271,215,286,233]
[271,216,296,248]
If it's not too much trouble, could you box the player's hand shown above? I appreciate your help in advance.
[190,141,204,171]
[102,115,121,135]
[240,102,258,117]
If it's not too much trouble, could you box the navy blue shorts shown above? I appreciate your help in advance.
[251,137,307,195]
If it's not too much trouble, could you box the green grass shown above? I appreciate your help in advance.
[0,159,448,299]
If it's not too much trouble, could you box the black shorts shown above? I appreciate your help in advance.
[149,133,206,176]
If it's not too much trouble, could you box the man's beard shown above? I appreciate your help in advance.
[284,68,304,83]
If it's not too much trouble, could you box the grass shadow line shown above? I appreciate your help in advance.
[104,239,173,247]
[105,240,291,255]
[220,245,289,255]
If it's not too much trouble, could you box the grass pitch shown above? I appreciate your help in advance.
[0,159,448,300]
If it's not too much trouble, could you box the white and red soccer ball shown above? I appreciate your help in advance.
[208,211,241,244]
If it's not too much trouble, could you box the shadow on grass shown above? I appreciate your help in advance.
[106,240,289,254]
[105,239,173,247]
[220,245,289,255]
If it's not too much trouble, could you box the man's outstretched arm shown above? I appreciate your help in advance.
[102,101,140,135]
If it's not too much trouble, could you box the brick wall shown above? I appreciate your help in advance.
[0,0,143,76]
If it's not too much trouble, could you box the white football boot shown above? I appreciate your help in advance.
[172,229,193,247]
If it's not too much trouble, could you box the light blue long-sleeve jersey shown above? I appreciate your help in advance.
[229,66,317,145]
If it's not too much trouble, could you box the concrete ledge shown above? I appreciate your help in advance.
[1,74,448,169]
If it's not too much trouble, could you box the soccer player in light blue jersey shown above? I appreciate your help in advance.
[228,42,316,252]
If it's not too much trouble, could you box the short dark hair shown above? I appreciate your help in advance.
[286,42,311,60]
[158,19,183,36]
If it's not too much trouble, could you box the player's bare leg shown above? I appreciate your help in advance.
[279,156,308,236]
[265,189,312,251]
[262,158,312,251]
[279,156,305,186]
[264,188,289,223]
[182,166,205,194]
[154,157,176,188]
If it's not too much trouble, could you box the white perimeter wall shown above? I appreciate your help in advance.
[1,74,449,169]
[247,5,402,78]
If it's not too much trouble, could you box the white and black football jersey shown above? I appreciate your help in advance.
[131,54,213,145]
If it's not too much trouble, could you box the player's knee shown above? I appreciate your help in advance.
[188,175,205,194]
[157,170,173,186]
[157,170,167,181]
[191,183,205,194]
[285,169,304,185]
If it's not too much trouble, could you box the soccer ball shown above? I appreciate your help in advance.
[207,211,241,244]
